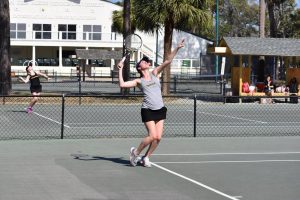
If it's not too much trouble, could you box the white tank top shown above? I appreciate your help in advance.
[140,73,164,110]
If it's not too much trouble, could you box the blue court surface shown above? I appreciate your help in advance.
[0,137,299,200]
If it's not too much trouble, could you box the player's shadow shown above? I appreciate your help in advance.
[71,154,130,166]
[11,110,27,113]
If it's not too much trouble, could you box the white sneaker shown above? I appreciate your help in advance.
[142,156,151,168]
[129,147,140,167]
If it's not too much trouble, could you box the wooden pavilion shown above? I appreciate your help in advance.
[211,37,300,96]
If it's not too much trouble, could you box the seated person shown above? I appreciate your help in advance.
[289,77,299,94]
[275,84,288,93]
[242,82,250,93]
[264,75,274,96]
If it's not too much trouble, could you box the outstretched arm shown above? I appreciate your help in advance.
[152,39,185,76]
[117,60,140,88]
[36,71,51,80]
[18,75,30,83]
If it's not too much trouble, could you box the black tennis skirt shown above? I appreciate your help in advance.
[141,106,167,122]
[30,85,42,93]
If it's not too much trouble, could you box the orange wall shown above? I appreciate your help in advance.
[287,68,300,84]
[231,67,251,95]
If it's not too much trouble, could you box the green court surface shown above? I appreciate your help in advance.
[0,137,299,200]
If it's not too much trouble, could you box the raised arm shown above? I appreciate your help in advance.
[117,60,140,88]
[152,39,185,76]
[36,71,51,80]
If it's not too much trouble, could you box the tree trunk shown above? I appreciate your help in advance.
[259,0,266,38]
[267,1,278,79]
[122,0,130,95]
[258,0,266,80]
[0,0,11,95]
[267,2,277,37]
[161,20,173,95]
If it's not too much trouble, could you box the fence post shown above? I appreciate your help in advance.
[78,80,82,105]
[61,94,65,139]
[174,75,177,93]
[194,94,197,137]
[223,80,227,104]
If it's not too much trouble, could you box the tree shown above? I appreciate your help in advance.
[0,0,11,95]
[264,0,295,79]
[258,0,266,83]
[290,8,300,38]
[275,0,296,38]
[265,0,293,38]
[112,1,137,34]
[133,0,213,95]
[113,1,213,94]
[122,0,131,94]
[217,0,259,38]
[259,0,266,37]
[266,0,277,37]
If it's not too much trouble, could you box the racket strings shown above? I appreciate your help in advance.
[125,35,142,51]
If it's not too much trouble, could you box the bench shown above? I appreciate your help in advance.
[241,91,300,96]
[241,92,289,97]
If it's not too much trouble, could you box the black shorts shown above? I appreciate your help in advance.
[30,85,42,93]
[141,106,167,122]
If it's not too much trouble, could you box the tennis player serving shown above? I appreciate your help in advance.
[118,38,184,167]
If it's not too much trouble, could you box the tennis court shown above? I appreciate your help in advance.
[0,137,299,200]
[1,96,300,199]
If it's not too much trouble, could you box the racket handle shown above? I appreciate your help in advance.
[121,56,126,62]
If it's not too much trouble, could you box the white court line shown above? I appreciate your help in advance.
[67,122,141,125]
[67,122,192,125]
[151,162,240,200]
[33,112,70,128]
[155,160,300,164]
[153,152,300,156]
[198,111,267,123]
[199,125,300,127]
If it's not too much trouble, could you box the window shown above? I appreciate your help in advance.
[33,23,51,39]
[111,26,117,40]
[83,25,101,40]
[58,24,76,40]
[10,23,26,39]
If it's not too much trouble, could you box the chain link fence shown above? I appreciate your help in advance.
[0,94,299,140]
[9,73,225,95]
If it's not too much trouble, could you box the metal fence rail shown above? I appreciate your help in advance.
[8,73,224,95]
[0,94,299,140]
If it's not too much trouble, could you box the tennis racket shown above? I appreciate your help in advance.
[121,33,142,62]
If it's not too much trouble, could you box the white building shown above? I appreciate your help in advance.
[9,0,213,77]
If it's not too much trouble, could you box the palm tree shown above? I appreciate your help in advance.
[0,0,11,95]
[133,0,212,94]
[113,0,213,95]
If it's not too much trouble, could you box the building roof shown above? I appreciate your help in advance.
[76,49,122,60]
[219,37,300,57]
